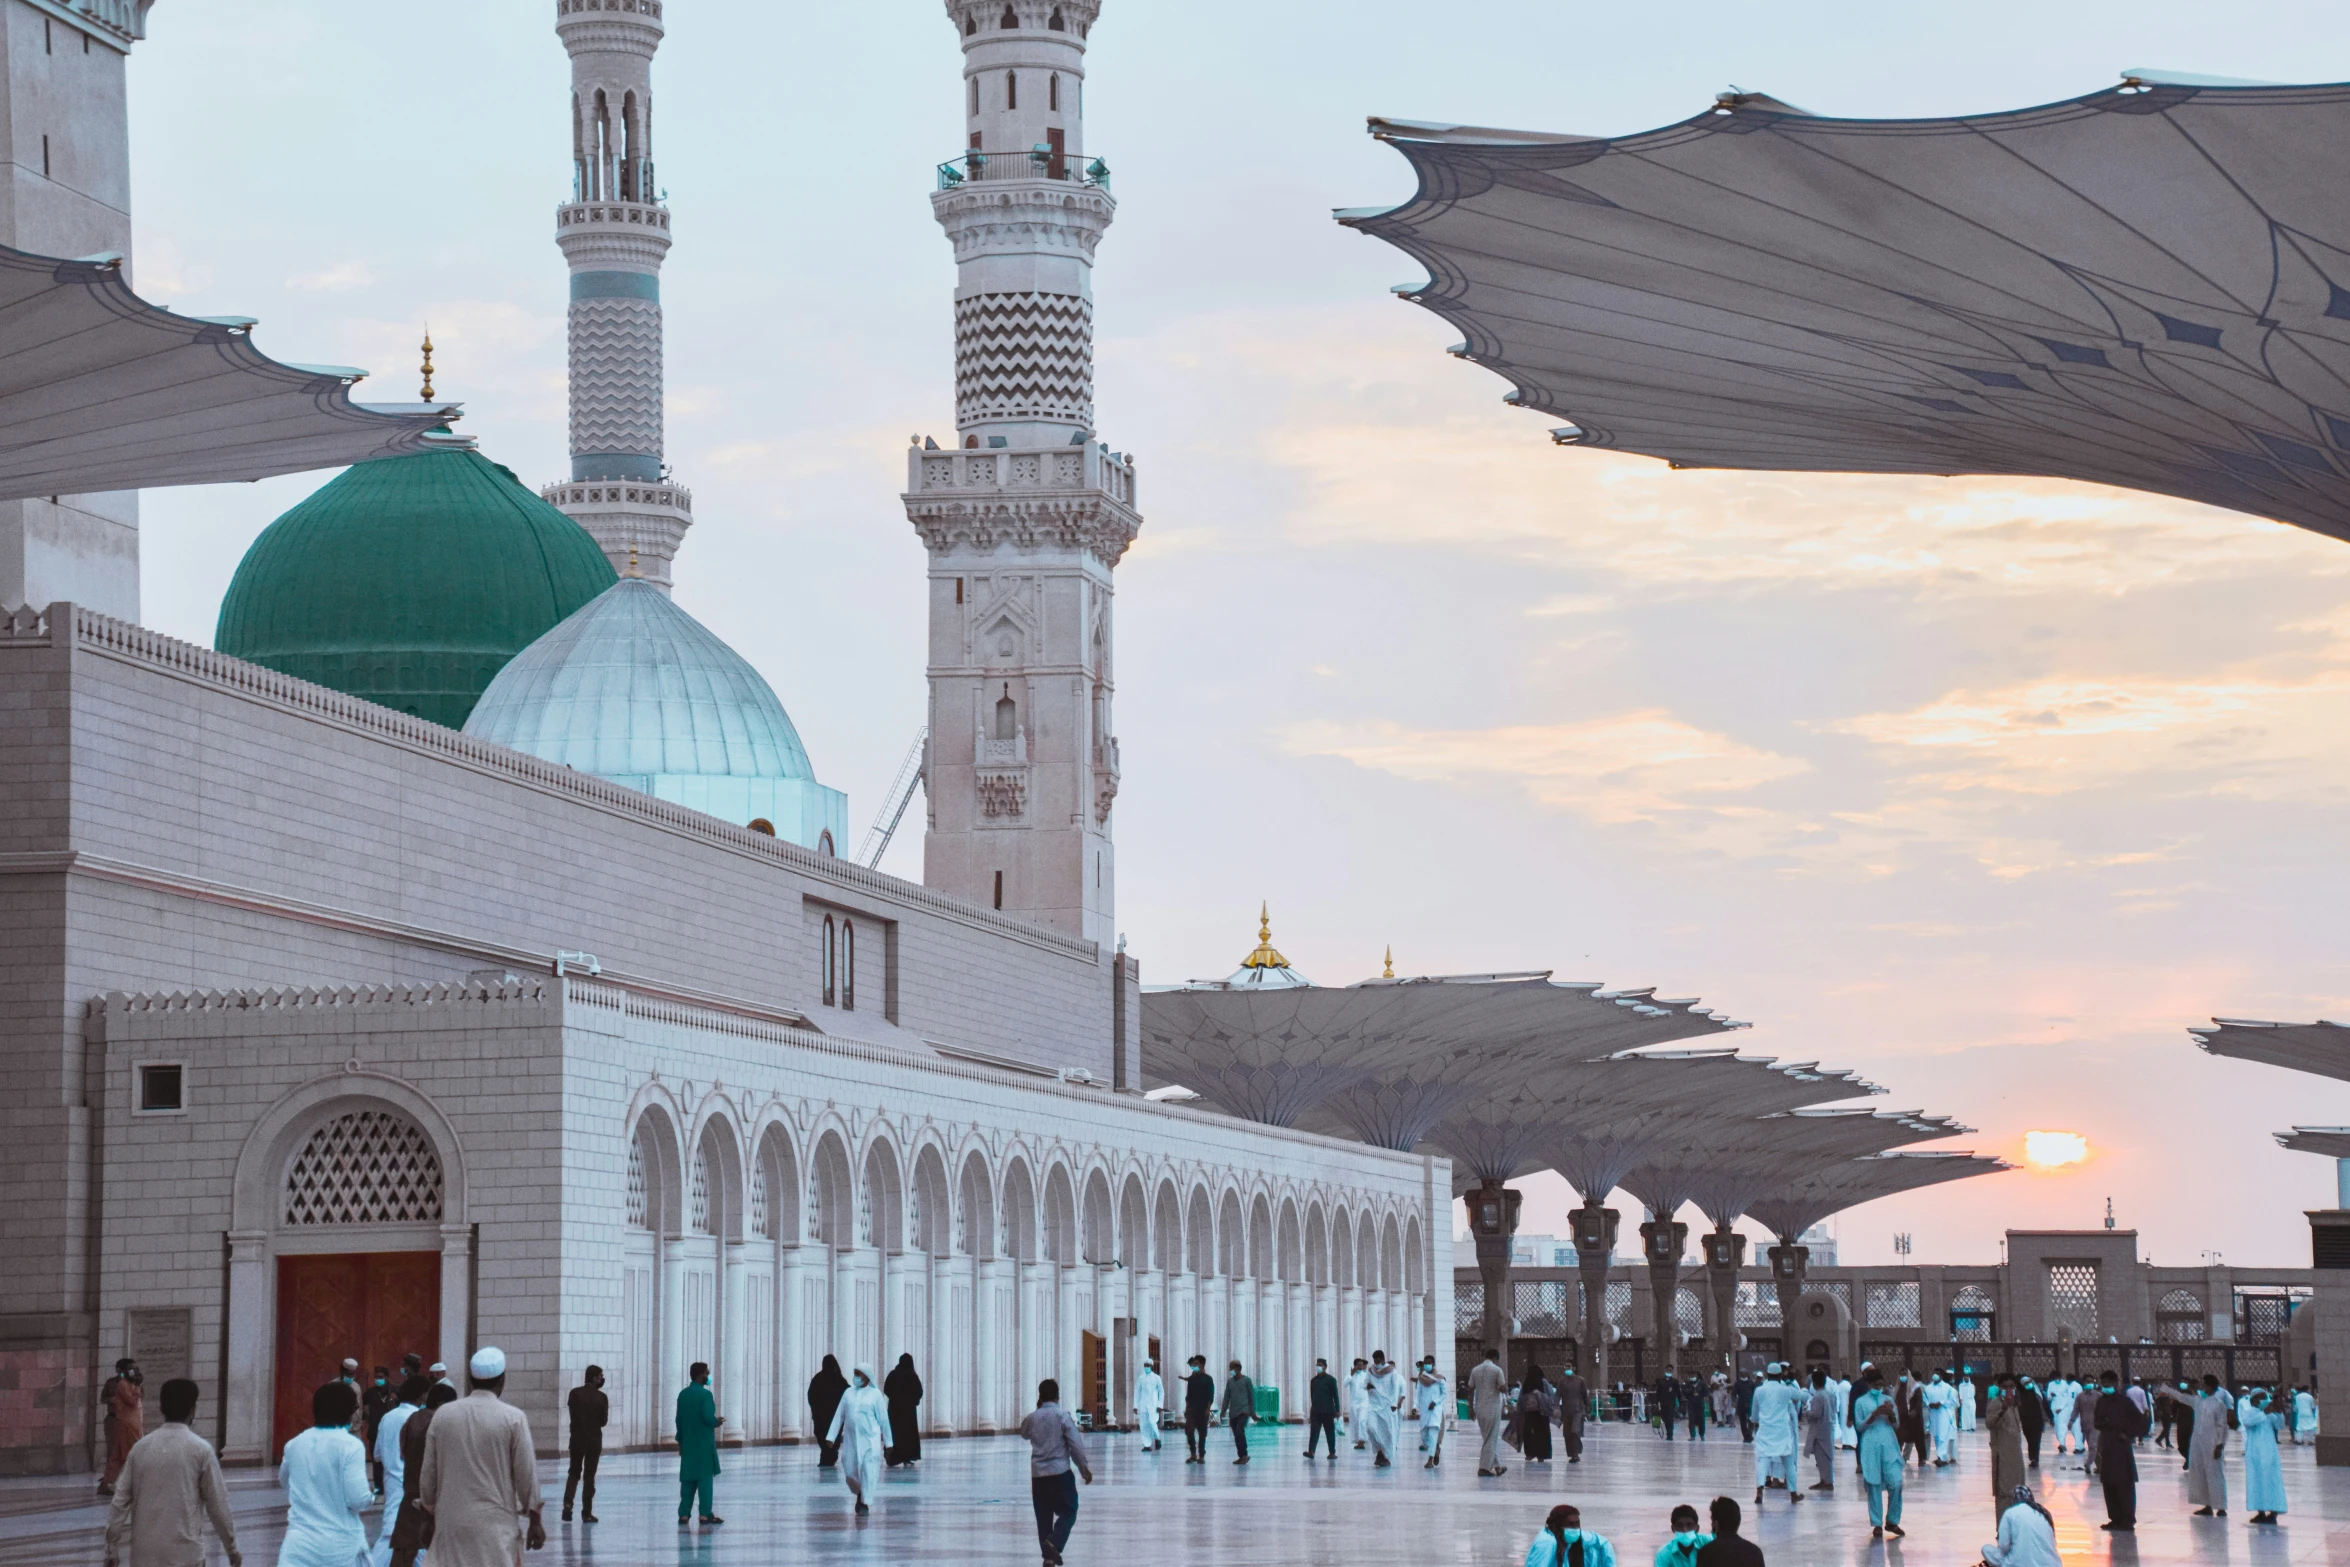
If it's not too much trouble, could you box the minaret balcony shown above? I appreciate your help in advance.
[558,201,672,232]
[937,149,1109,191]
[909,444,1135,507]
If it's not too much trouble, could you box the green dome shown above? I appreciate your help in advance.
[216,445,618,728]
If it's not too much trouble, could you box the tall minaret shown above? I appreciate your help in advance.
[542,0,693,593]
[906,0,1138,949]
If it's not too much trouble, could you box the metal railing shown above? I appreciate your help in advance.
[937,149,1111,191]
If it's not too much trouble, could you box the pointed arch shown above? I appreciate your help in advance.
[628,1100,685,1238]
[957,1147,996,1259]
[1381,1213,1403,1292]
[752,1119,801,1243]
[1303,1202,1328,1286]
[1001,1157,1038,1262]
[1249,1193,1275,1280]
[1186,1186,1214,1276]
[690,1109,745,1243]
[1356,1212,1378,1289]
[1329,1204,1353,1288]
[1153,1180,1182,1274]
[910,1142,953,1258]
[862,1137,905,1253]
[1404,1213,1425,1293]
[1118,1174,1148,1269]
[809,1128,854,1248]
[1218,1189,1245,1277]
[1080,1167,1114,1264]
[1043,1164,1078,1265]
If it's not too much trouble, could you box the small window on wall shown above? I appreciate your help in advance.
[822,916,837,1007]
[1006,72,1018,111]
[1050,74,1060,111]
[969,77,979,116]
[842,922,857,1012]
[135,1062,185,1114]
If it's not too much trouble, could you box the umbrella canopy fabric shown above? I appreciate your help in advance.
[1744,1151,2009,1242]
[0,244,460,501]
[2190,1017,2350,1081]
[2279,1127,2350,1159]
[1634,1107,1971,1226]
[1340,75,2350,543]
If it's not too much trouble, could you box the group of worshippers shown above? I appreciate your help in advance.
[1519,1496,1771,1567]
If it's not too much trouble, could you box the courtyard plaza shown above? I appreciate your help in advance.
[0,1416,2333,1565]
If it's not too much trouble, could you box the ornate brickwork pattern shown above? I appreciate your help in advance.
[977,770,1027,819]
[955,292,1093,429]
[283,1110,444,1225]
[568,297,664,462]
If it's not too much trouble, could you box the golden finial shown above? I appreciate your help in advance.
[625,544,640,578]
[1240,902,1290,970]
[1383,945,1394,979]
[419,329,434,401]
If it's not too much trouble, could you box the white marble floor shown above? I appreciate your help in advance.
[0,1419,2334,1564]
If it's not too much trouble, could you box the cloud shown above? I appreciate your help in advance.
[1279,710,1811,850]
[284,259,376,293]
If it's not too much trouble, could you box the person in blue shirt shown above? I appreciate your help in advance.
[1524,1503,1617,1567]
[1653,1503,1710,1567]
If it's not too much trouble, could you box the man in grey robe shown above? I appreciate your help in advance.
[420,1347,545,1567]
[1468,1348,1509,1476]
[2156,1377,2232,1516]
[1802,1368,1837,1490]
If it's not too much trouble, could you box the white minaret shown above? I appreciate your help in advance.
[541,0,693,593]
[906,0,1138,949]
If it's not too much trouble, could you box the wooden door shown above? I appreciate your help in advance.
[1081,1329,1105,1426]
[1046,126,1066,179]
[273,1252,440,1459]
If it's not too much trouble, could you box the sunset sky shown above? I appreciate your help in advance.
[125,1,2350,1267]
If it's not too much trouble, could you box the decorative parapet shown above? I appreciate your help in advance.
[96,978,548,1018]
[902,442,1140,565]
[27,0,150,49]
[2,601,1099,961]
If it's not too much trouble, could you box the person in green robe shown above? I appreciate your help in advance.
[676,1361,723,1527]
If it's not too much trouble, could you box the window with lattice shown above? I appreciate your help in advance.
[1455,1282,1485,1337]
[2047,1263,2100,1337]
[750,1165,769,1238]
[283,1109,443,1225]
[1865,1281,1921,1328]
[1513,1279,1574,1337]
[627,1139,648,1228]
[1675,1286,1706,1336]
[691,1149,711,1232]
[1950,1286,1996,1342]
[1735,1281,1782,1326]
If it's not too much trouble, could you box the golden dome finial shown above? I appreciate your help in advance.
[419,328,434,401]
[625,544,640,578]
[1239,902,1290,970]
[1383,945,1394,980]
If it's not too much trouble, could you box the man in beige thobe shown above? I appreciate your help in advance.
[420,1348,545,1567]
[1469,1348,1510,1476]
[103,1378,239,1567]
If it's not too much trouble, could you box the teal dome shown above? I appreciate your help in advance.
[462,577,849,851]
[215,445,617,728]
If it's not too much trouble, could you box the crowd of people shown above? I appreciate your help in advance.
[88,1339,2322,1567]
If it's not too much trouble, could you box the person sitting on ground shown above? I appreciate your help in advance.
[1652,1504,1710,1567]
[1693,1496,1763,1567]
[1523,1503,1617,1567]
[1979,1485,2060,1567]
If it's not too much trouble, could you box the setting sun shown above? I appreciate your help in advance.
[2024,1130,2091,1170]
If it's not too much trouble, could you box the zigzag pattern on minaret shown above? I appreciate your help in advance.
[568,298,665,457]
[955,292,1095,428]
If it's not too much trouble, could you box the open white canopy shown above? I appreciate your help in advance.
[1341,74,2350,542]
[1745,1151,2009,1243]
[0,244,463,500]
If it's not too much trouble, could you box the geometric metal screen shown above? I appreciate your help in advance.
[1605,1280,1633,1330]
[690,1148,711,1233]
[2237,1293,2295,1345]
[750,1164,769,1238]
[2156,1289,2207,1343]
[2047,1263,2101,1338]
[1675,1286,1706,1337]
[283,1109,444,1225]
[1809,1280,1853,1312]
[1455,1282,1486,1337]
[1865,1281,1921,1328]
[1735,1281,1782,1326]
[1949,1286,1996,1343]
[627,1139,649,1229]
[1514,1279,1576,1337]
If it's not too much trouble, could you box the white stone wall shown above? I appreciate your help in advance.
[91,977,1445,1459]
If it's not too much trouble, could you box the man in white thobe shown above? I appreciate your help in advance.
[418,1348,545,1567]
[1362,1355,1403,1466]
[1413,1357,1449,1467]
[2158,1377,2233,1515]
[1831,1374,1856,1449]
[1749,1364,1806,1505]
[369,1378,423,1567]
[1132,1361,1165,1453]
[1959,1376,1978,1433]
[1346,1359,1372,1449]
[1468,1349,1509,1477]
[1924,1373,1958,1465]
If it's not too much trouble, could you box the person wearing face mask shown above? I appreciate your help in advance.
[1523,1503,1617,1567]
[1653,1504,1710,1567]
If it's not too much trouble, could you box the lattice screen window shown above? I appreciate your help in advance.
[1950,1286,1996,1342]
[690,1149,711,1233]
[1866,1281,1922,1328]
[1735,1281,1782,1326]
[2048,1263,2100,1337]
[857,1180,874,1247]
[1810,1280,1853,1311]
[283,1110,443,1225]
[1605,1280,1632,1329]
[1513,1279,1574,1337]
[626,1140,649,1229]
[1675,1286,1706,1336]
[749,1165,769,1239]
[1455,1282,1485,1337]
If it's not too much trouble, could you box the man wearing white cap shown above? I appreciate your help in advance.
[420,1348,545,1565]
[1749,1363,1807,1507]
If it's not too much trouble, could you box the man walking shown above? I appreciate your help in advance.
[1019,1378,1092,1567]
[1306,1359,1341,1459]
[99,1358,144,1496]
[1470,1347,1509,1477]
[1346,1358,1371,1448]
[1182,1355,1215,1464]
[102,1378,239,1567]
[1363,1352,1403,1467]
[1801,1369,1836,1491]
[1749,1364,1805,1506]
[562,1366,607,1523]
[808,1355,849,1468]
[369,1374,425,1567]
[1219,1361,1256,1464]
[676,1361,723,1528]
[1556,1365,1588,1462]
[388,1383,456,1567]
[1414,1356,1449,1468]
[1132,1358,1164,1453]
[418,1347,546,1563]
[362,1368,397,1497]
